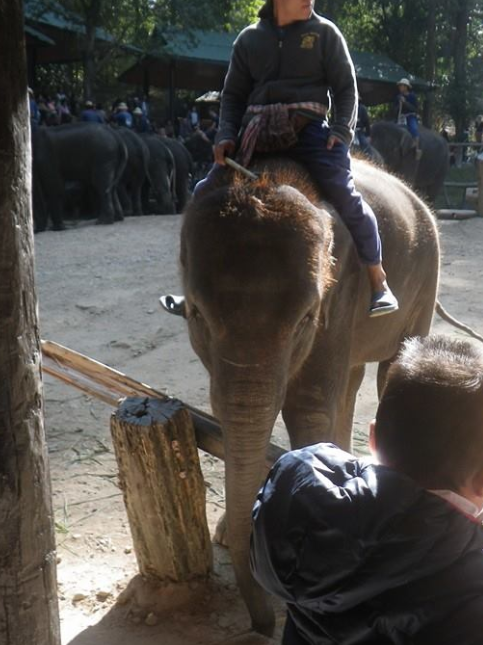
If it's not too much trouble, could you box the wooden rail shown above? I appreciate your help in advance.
[41,340,286,469]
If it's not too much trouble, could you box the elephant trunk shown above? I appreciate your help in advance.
[212,364,286,636]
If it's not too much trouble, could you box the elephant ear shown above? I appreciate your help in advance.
[400,133,415,158]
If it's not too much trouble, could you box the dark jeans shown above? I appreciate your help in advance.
[405,114,419,139]
[194,121,381,265]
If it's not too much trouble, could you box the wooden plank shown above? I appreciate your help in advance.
[444,181,477,188]
[41,340,286,469]
[436,209,478,220]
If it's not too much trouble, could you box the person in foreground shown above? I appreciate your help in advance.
[192,0,398,318]
[251,335,483,645]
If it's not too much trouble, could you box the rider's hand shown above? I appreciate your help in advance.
[214,139,236,165]
[327,134,344,150]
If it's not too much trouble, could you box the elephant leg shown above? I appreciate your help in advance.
[132,184,144,217]
[49,193,65,231]
[117,184,132,216]
[97,189,115,225]
[214,513,229,547]
[377,358,395,399]
[283,364,350,451]
[113,190,124,222]
[141,181,151,214]
[337,365,366,451]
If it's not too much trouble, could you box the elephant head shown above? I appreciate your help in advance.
[178,173,334,634]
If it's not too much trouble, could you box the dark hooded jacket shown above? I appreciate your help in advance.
[216,2,357,147]
[251,443,483,645]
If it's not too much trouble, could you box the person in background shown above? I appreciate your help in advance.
[189,105,200,130]
[96,102,107,123]
[57,96,72,124]
[164,119,175,138]
[28,87,40,129]
[112,102,133,128]
[133,107,151,133]
[252,335,483,645]
[356,97,371,152]
[81,100,104,124]
[395,78,421,159]
[475,117,483,146]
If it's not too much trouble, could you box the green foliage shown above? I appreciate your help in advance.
[36,0,483,133]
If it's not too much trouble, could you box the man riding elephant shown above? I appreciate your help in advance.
[193,0,398,317]
[395,77,422,160]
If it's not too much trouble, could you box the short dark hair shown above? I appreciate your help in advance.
[375,335,483,490]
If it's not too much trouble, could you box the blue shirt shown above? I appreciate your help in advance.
[81,109,104,124]
[113,111,133,128]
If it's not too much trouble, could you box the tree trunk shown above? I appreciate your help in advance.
[82,0,102,100]
[451,0,473,139]
[422,0,437,127]
[0,2,61,644]
[110,398,212,582]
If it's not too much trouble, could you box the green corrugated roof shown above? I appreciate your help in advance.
[150,28,429,89]
[24,0,115,43]
[151,28,234,65]
[25,24,56,46]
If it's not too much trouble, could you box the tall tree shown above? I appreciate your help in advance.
[449,0,474,137]
[422,0,437,126]
[0,1,60,644]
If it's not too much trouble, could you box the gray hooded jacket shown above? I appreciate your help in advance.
[216,1,358,147]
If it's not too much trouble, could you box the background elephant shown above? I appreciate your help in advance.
[371,121,449,202]
[175,158,440,637]
[159,137,194,212]
[115,128,150,217]
[139,133,176,214]
[32,123,127,231]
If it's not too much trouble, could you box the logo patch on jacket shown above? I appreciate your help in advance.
[300,33,319,49]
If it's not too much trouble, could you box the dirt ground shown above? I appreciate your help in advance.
[34,212,483,645]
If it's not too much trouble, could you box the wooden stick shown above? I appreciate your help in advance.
[225,157,258,180]
[41,340,286,469]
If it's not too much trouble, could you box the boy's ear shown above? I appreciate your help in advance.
[369,419,377,456]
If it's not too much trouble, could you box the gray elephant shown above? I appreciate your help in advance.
[371,122,449,202]
[32,123,127,231]
[165,157,440,639]
[115,128,150,217]
[158,137,194,212]
[139,134,176,214]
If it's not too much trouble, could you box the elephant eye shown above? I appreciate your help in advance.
[188,305,202,321]
[297,313,313,331]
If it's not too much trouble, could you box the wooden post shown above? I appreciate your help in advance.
[477,153,483,217]
[0,1,61,644]
[110,397,212,582]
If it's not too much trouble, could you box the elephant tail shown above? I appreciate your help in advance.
[435,300,483,343]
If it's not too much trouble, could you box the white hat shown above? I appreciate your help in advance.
[117,102,128,110]
[133,107,143,115]
[397,78,412,88]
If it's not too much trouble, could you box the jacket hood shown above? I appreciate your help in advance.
[251,443,483,614]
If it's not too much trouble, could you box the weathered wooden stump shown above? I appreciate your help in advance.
[110,397,212,583]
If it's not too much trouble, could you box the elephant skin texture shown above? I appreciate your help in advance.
[371,121,449,203]
[178,157,440,636]
[32,123,127,231]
